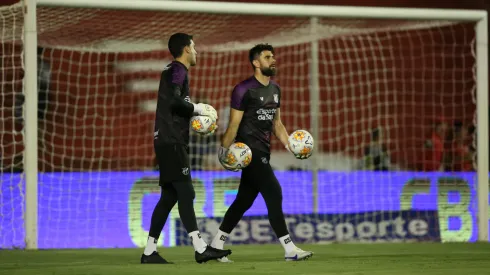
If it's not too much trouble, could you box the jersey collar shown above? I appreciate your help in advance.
[252,75,271,87]
[172,60,189,71]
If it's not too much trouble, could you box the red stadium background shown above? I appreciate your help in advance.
[1,0,487,172]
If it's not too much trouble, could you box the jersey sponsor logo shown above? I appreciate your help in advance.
[273,94,278,103]
[182,167,190,175]
[256,108,276,121]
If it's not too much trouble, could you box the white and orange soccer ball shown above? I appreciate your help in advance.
[288,130,314,159]
[226,142,252,170]
[190,115,217,135]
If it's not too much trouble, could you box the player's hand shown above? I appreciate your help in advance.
[218,146,239,172]
[193,103,218,121]
[285,144,310,160]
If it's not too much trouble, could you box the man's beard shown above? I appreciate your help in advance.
[189,56,196,66]
[260,66,276,77]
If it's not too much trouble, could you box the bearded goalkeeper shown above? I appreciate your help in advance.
[211,44,313,262]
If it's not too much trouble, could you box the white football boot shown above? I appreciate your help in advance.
[284,247,313,261]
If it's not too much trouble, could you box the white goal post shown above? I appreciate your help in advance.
[20,0,488,249]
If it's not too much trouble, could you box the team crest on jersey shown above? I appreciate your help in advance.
[273,94,278,103]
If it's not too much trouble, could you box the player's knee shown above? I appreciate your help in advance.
[263,191,283,210]
[263,188,283,204]
[181,189,195,202]
[231,193,255,212]
[238,198,255,212]
[160,195,177,209]
[272,183,283,202]
[270,184,283,198]
[188,187,196,201]
[176,181,195,202]
[275,195,283,206]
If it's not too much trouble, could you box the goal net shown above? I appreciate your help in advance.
[0,2,479,249]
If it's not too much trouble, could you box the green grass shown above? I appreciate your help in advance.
[1,243,490,275]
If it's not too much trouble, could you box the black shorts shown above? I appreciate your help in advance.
[241,149,278,191]
[154,143,192,186]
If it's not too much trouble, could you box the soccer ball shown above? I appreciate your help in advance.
[190,115,217,135]
[288,130,314,159]
[225,142,253,169]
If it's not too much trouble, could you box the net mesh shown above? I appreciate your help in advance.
[1,3,25,249]
[0,2,478,248]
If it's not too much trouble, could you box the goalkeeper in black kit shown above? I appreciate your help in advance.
[140,33,232,264]
[211,44,313,262]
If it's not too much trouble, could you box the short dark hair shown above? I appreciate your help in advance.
[168,33,193,59]
[249,43,274,68]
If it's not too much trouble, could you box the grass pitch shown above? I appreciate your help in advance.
[1,243,490,275]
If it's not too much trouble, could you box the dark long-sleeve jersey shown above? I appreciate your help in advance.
[231,76,281,154]
[154,61,195,145]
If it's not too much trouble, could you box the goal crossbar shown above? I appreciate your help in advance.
[37,0,487,21]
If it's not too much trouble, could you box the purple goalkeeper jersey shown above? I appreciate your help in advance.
[154,61,194,146]
[230,76,281,154]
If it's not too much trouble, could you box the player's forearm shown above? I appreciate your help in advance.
[273,121,289,147]
[170,96,194,117]
[169,85,194,117]
[221,125,239,148]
